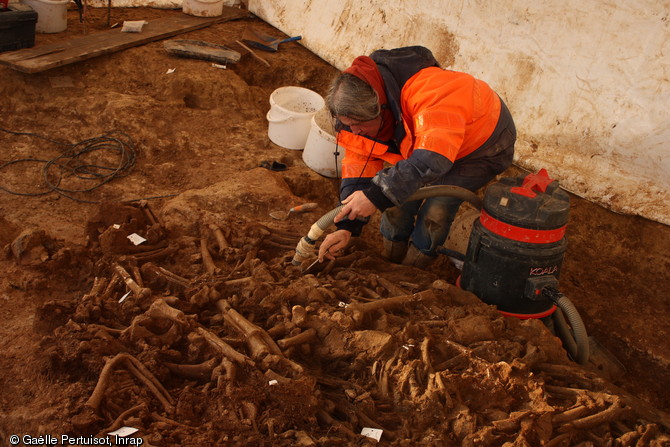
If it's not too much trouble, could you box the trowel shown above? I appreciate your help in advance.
[270,202,318,220]
[242,26,302,52]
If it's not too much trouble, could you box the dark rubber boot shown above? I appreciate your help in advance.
[401,243,436,269]
[383,238,408,264]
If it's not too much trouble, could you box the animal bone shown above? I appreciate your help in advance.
[164,357,219,380]
[217,299,284,358]
[101,275,122,300]
[113,263,151,299]
[544,432,572,447]
[144,299,189,324]
[317,410,358,440]
[212,357,237,383]
[131,245,175,262]
[188,285,220,307]
[345,289,437,325]
[141,262,190,288]
[420,372,453,409]
[200,237,218,275]
[443,339,490,370]
[420,337,433,374]
[86,353,174,415]
[209,223,229,253]
[552,405,591,425]
[72,277,109,321]
[223,276,253,286]
[291,305,307,327]
[216,299,303,374]
[88,276,108,297]
[120,299,190,345]
[375,275,410,296]
[264,239,297,250]
[130,265,144,287]
[539,362,670,430]
[193,326,254,367]
[277,328,317,349]
[558,395,627,433]
[100,403,146,436]
[138,200,159,226]
[267,320,295,338]
[361,286,382,300]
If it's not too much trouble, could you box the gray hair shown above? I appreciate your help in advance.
[326,73,380,121]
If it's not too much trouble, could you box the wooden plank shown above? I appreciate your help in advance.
[163,39,241,64]
[0,7,251,73]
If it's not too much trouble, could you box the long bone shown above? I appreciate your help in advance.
[277,328,317,349]
[217,299,284,359]
[209,223,229,253]
[86,353,174,415]
[193,327,255,367]
[216,299,303,374]
[558,395,627,433]
[164,357,219,380]
[345,289,437,325]
[200,237,218,275]
[113,263,151,299]
[141,262,190,288]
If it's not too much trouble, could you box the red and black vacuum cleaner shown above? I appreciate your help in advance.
[459,169,590,364]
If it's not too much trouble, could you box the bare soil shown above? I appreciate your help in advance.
[1,7,669,446]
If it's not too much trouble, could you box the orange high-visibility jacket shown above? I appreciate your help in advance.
[338,66,500,190]
[334,47,505,236]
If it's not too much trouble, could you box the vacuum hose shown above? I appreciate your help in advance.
[544,286,590,365]
[291,185,483,265]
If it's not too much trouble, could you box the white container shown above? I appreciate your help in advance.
[21,0,67,33]
[266,86,324,150]
[182,0,224,17]
[303,107,342,178]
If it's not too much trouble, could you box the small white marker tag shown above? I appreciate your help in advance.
[361,427,383,441]
[108,426,139,437]
[268,379,278,386]
[127,233,147,245]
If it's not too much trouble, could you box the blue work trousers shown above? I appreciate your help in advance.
[379,174,492,256]
[380,98,516,256]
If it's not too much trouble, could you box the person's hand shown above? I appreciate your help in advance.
[334,191,377,223]
[318,230,351,261]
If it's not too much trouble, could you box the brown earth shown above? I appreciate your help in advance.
[1,6,670,446]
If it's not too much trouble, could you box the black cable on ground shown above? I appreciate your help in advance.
[0,127,156,204]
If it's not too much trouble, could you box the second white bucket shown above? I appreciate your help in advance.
[267,86,325,150]
[21,0,68,33]
[303,108,341,178]
[182,0,224,17]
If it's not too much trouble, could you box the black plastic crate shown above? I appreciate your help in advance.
[0,3,37,53]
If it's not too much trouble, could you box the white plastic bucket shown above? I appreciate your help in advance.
[21,0,67,33]
[267,86,324,150]
[182,0,224,17]
[303,107,341,178]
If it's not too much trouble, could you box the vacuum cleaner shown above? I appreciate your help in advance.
[458,169,590,364]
